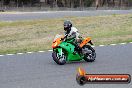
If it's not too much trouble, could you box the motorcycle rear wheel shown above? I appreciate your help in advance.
[82,45,96,62]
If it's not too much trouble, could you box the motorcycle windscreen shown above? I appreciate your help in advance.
[52,34,64,48]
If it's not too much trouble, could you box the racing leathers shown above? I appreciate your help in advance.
[65,27,82,53]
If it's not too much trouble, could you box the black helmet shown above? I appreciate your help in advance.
[64,20,72,33]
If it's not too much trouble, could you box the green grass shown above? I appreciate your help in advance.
[0,14,132,54]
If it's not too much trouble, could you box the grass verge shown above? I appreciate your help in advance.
[0,14,132,54]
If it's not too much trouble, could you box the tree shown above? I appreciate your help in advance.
[96,0,116,9]
[84,0,93,7]
[95,0,100,9]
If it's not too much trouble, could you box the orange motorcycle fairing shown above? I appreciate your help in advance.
[79,37,91,48]
[52,36,64,48]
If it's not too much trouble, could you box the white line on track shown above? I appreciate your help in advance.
[38,51,45,52]
[0,55,4,56]
[99,45,105,47]
[119,43,127,45]
[27,52,34,54]
[0,42,131,57]
[17,53,24,55]
[110,44,117,46]
[48,50,53,51]
[6,54,15,56]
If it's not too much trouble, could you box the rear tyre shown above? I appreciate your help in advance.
[82,45,96,62]
[52,51,66,65]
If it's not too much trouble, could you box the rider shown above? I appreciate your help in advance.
[63,20,82,54]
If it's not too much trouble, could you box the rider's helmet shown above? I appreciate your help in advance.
[64,20,72,33]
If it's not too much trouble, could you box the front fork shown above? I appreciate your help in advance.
[54,48,63,58]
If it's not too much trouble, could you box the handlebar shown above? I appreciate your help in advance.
[61,34,68,41]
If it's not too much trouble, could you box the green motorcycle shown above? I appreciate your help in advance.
[52,34,96,65]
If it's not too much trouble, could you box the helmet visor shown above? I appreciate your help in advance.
[64,24,68,28]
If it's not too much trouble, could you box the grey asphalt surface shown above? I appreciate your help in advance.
[0,43,132,88]
[0,10,132,21]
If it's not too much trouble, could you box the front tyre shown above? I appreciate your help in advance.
[52,51,66,65]
[82,45,96,62]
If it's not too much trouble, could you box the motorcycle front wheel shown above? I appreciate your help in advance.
[52,51,66,65]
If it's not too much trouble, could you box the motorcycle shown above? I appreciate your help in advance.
[52,34,96,65]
